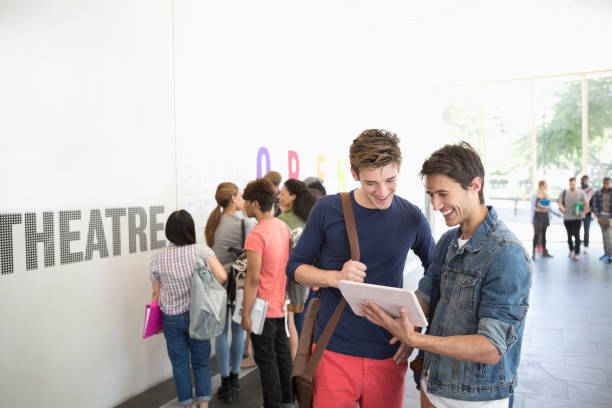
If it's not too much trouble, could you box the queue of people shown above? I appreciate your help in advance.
[147,128,609,408]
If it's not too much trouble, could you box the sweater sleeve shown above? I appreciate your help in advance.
[286,199,326,283]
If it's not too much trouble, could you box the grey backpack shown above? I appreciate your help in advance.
[189,245,227,340]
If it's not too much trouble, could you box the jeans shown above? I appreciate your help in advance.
[602,224,612,256]
[564,220,582,254]
[251,317,293,408]
[162,311,212,406]
[583,214,592,247]
[215,305,246,377]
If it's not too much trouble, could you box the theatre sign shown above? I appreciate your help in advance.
[0,206,167,275]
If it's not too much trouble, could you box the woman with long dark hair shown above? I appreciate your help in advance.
[204,182,256,402]
[277,179,316,357]
[151,210,227,408]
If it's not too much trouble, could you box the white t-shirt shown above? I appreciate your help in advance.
[421,236,509,408]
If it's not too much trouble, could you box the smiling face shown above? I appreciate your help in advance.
[352,164,399,210]
[425,173,482,227]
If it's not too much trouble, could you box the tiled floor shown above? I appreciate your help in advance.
[119,242,612,408]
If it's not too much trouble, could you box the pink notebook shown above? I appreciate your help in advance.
[142,301,162,338]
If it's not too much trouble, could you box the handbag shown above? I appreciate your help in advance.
[291,192,358,408]
[189,245,227,340]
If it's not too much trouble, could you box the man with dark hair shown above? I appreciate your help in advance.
[241,178,293,408]
[287,129,435,407]
[592,177,612,263]
[361,142,532,408]
[558,177,588,260]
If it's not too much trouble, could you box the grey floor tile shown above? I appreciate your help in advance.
[522,394,610,408]
[567,381,612,405]
[564,353,612,370]
[539,362,607,386]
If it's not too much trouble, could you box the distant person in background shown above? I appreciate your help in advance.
[204,183,256,402]
[580,175,596,254]
[264,171,283,216]
[531,180,553,260]
[151,210,227,408]
[558,177,588,261]
[307,180,327,198]
[277,179,317,355]
[592,177,612,263]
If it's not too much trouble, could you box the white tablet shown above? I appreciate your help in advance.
[338,280,428,328]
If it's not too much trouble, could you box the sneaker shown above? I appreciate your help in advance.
[569,250,574,258]
[600,254,608,261]
[583,247,589,254]
[572,253,579,261]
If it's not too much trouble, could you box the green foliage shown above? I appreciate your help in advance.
[515,77,612,178]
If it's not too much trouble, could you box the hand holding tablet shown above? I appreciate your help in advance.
[337,280,428,328]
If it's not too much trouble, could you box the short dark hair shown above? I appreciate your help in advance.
[420,142,485,204]
[243,178,276,212]
[569,177,576,182]
[604,177,611,183]
[165,210,196,246]
[307,180,327,197]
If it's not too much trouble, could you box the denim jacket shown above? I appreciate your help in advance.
[415,207,532,401]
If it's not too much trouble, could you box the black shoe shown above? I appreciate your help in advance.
[531,252,536,260]
[217,376,233,402]
[230,372,240,395]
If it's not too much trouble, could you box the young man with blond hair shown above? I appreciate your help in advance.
[287,129,435,408]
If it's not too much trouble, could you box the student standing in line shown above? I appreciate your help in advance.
[361,142,532,408]
[558,177,588,260]
[204,182,256,402]
[287,129,435,408]
[530,180,553,260]
[277,178,317,352]
[580,175,596,253]
[264,170,283,217]
[241,178,294,408]
[592,177,612,263]
[151,210,227,408]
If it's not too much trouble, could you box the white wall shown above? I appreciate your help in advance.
[0,1,176,407]
[2,0,612,407]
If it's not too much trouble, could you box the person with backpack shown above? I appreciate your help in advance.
[241,178,294,408]
[277,179,318,355]
[151,210,227,408]
[558,177,588,260]
[204,182,256,402]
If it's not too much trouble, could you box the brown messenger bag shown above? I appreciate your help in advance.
[291,192,359,408]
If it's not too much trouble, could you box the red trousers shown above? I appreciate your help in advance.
[312,348,408,408]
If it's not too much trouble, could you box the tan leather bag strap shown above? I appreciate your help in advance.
[303,192,359,378]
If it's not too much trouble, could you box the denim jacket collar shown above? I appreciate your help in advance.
[456,206,496,253]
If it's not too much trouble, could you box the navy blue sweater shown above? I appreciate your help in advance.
[286,191,435,359]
